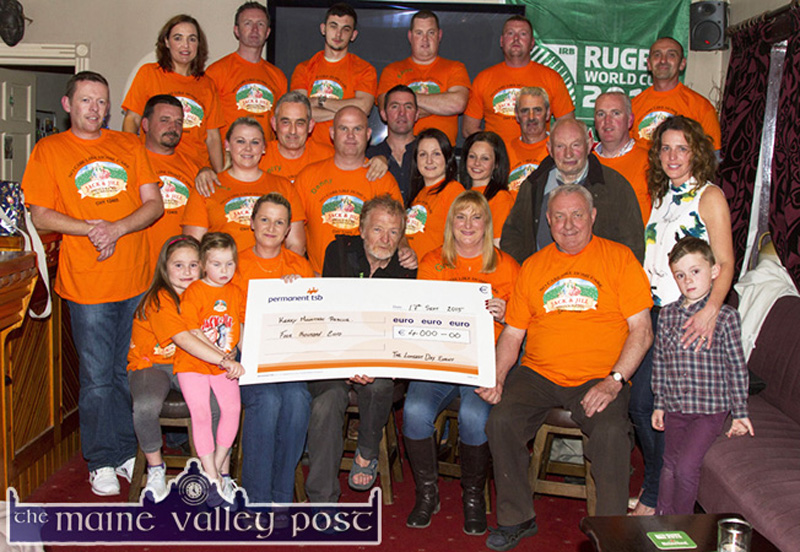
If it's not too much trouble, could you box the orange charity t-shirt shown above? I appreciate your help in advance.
[122,63,224,169]
[507,137,548,197]
[506,237,653,387]
[173,280,245,375]
[295,158,403,274]
[418,246,520,342]
[127,289,189,371]
[21,130,158,304]
[145,148,201,273]
[290,51,377,148]
[235,246,315,298]
[405,180,465,261]
[377,56,470,145]
[259,140,333,183]
[464,61,574,145]
[472,186,515,240]
[631,82,721,150]
[595,144,652,227]
[206,52,288,142]
[181,170,304,253]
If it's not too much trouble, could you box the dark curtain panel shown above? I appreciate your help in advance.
[717,21,772,281]
[771,8,800,290]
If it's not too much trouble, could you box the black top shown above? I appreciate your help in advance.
[322,234,417,279]
[366,138,415,204]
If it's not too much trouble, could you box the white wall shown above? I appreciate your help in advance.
[19,0,245,129]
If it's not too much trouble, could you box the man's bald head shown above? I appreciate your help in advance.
[331,106,371,162]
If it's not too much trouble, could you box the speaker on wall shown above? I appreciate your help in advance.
[690,1,728,51]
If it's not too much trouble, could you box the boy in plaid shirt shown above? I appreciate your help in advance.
[651,237,754,515]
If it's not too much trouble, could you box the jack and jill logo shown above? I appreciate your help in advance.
[492,88,521,116]
[75,162,128,199]
[158,176,190,210]
[409,81,441,95]
[178,97,205,129]
[321,195,363,230]
[405,205,428,235]
[509,163,538,192]
[224,196,259,225]
[310,79,344,100]
[543,278,598,313]
[236,83,274,113]
[638,111,672,141]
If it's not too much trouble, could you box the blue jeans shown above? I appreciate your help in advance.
[629,307,664,508]
[403,381,492,446]
[241,382,311,503]
[67,295,141,471]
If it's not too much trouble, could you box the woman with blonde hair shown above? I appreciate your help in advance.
[403,190,520,535]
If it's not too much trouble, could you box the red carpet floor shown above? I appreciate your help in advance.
[24,446,645,552]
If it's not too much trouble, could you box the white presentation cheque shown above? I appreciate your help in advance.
[240,278,496,387]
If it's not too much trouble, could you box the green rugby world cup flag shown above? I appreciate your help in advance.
[507,0,690,125]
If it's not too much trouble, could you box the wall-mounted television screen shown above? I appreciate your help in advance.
[268,0,526,147]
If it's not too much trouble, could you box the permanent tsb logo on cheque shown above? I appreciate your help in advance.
[7,460,381,546]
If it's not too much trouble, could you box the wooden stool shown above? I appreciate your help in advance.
[128,389,196,502]
[433,397,492,512]
[528,407,596,515]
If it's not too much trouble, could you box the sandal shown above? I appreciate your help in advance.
[348,449,378,491]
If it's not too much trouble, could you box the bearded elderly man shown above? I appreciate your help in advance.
[500,118,644,265]
[305,194,416,503]
[481,185,653,551]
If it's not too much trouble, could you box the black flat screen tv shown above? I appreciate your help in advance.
[268,0,525,147]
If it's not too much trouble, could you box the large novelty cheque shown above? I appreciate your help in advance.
[240,278,496,387]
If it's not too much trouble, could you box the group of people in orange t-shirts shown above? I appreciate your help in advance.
[21,0,732,549]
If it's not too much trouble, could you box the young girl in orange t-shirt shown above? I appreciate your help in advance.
[174,232,245,498]
[128,234,203,500]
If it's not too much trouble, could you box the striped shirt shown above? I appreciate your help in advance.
[652,295,749,419]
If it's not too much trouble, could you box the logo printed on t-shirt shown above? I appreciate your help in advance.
[178,97,205,129]
[153,342,176,358]
[213,300,227,313]
[235,83,274,113]
[409,81,441,95]
[75,162,128,199]
[492,88,520,116]
[508,163,538,192]
[224,196,259,225]
[159,176,190,210]
[405,204,428,235]
[321,195,363,230]
[543,278,598,313]
[310,79,344,99]
[202,313,233,351]
[638,111,673,141]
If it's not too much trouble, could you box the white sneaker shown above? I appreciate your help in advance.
[90,467,120,496]
[115,456,136,483]
[221,476,238,503]
[143,464,167,501]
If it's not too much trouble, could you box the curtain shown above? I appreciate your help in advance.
[717,21,772,281]
[771,8,800,290]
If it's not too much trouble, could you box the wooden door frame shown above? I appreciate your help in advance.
[0,43,89,71]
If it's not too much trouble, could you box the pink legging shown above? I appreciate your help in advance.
[176,372,241,457]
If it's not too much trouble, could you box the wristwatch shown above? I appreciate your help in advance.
[610,371,626,385]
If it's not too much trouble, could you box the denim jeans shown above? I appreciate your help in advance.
[629,307,664,508]
[241,382,311,503]
[67,294,141,471]
[403,381,492,446]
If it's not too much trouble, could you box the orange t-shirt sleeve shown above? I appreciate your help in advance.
[181,191,210,228]
[489,191,514,239]
[617,249,654,318]
[121,64,152,116]
[21,142,57,209]
[149,292,189,344]
[464,71,488,121]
